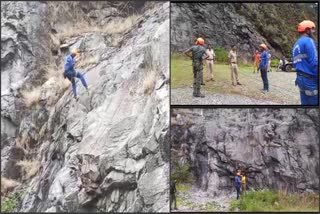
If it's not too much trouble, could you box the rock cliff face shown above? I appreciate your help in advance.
[171,3,318,61]
[1,1,169,212]
[171,108,319,197]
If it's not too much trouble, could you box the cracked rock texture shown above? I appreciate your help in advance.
[171,108,319,196]
[171,3,318,61]
[1,1,169,212]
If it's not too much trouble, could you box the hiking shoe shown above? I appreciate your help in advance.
[201,83,205,85]
[74,95,79,101]
[86,88,90,96]
[237,82,242,85]
[194,93,205,98]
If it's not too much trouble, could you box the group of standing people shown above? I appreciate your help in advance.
[234,170,247,200]
[226,44,271,93]
[182,19,317,105]
[184,39,271,97]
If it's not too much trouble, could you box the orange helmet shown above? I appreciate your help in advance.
[259,44,267,50]
[196,37,205,46]
[298,20,316,33]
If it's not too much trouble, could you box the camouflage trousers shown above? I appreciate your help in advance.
[193,60,203,96]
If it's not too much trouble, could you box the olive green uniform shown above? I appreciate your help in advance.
[190,45,206,96]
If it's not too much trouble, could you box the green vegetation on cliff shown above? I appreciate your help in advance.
[234,3,318,56]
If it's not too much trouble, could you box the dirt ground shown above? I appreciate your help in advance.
[171,57,300,105]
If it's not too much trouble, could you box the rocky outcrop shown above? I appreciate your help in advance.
[171,108,319,197]
[1,1,169,212]
[171,3,318,62]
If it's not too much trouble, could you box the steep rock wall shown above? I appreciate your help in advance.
[171,3,318,62]
[1,1,169,212]
[171,108,319,197]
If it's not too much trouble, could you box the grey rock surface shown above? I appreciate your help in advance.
[1,1,169,212]
[171,108,319,197]
[171,3,318,61]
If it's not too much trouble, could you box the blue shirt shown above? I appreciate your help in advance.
[259,50,269,69]
[235,176,241,188]
[64,54,76,73]
[292,35,318,77]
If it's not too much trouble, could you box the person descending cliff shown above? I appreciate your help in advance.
[170,180,177,210]
[64,48,89,101]
[184,37,209,98]
[235,171,241,200]
[292,20,318,105]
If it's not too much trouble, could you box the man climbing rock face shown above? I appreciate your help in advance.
[184,37,208,98]
[64,48,89,100]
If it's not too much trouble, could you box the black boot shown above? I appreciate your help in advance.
[194,93,205,98]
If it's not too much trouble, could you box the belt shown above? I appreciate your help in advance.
[231,62,237,64]
[207,59,214,60]
[296,71,316,79]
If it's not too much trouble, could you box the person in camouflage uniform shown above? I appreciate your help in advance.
[184,38,208,97]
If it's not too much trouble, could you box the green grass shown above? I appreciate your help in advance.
[171,54,299,104]
[176,183,191,194]
[202,201,219,211]
[185,201,197,210]
[1,192,22,212]
[229,190,319,212]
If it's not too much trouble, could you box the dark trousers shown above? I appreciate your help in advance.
[192,61,203,96]
[296,75,318,105]
[65,70,88,96]
[171,194,177,209]
[260,68,269,91]
[236,186,241,200]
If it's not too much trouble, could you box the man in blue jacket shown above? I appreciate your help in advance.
[64,49,89,100]
[292,20,318,105]
[235,171,241,200]
[259,44,269,93]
